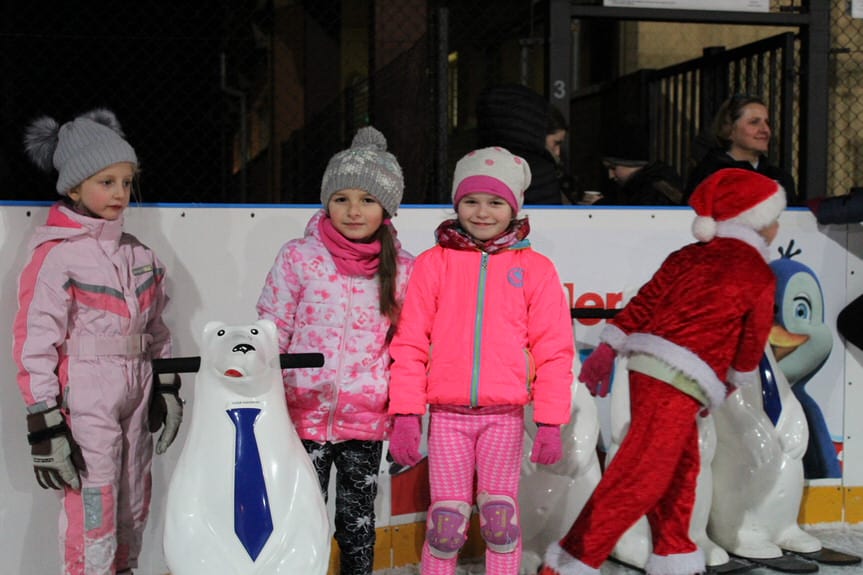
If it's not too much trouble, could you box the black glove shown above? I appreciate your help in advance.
[26,406,85,490]
[148,373,183,454]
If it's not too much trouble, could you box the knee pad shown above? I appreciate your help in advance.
[477,492,520,553]
[425,500,471,559]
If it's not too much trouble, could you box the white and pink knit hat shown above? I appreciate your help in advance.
[451,146,532,214]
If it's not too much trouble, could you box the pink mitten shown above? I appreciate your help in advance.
[530,425,562,465]
[578,342,616,397]
[389,414,423,467]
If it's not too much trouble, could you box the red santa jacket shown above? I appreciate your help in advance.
[600,224,775,408]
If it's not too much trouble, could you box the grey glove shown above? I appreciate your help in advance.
[26,406,85,490]
[148,373,183,455]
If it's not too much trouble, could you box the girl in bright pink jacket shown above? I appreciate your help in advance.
[13,109,181,575]
[257,126,414,575]
[388,147,574,575]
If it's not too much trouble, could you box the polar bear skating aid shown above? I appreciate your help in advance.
[519,348,602,574]
[163,320,330,575]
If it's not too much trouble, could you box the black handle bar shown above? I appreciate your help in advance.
[571,308,619,319]
[152,353,325,374]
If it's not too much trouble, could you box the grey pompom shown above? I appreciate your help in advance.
[81,108,126,137]
[24,116,60,171]
[351,126,387,152]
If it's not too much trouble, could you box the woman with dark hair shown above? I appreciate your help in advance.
[684,94,798,205]
[477,83,573,204]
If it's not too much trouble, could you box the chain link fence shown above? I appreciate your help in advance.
[0,1,523,205]
[830,0,863,196]
[1,1,860,204]
[1,2,225,203]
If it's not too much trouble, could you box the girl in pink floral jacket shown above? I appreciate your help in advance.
[257,126,413,575]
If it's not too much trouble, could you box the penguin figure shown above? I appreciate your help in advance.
[769,240,838,479]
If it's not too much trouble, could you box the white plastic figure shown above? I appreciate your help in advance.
[520,354,602,574]
[164,320,330,575]
[709,345,819,562]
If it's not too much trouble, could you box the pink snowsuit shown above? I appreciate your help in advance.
[13,202,173,575]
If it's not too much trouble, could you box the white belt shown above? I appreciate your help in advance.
[63,334,153,357]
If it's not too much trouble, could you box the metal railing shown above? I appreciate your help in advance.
[647,32,796,188]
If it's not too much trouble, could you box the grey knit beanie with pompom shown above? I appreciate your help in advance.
[24,108,138,195]
[320,126,404,216]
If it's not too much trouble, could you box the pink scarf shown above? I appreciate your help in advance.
[318,215,383,277]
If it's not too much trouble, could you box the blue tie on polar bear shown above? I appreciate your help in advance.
[163,320,330,575]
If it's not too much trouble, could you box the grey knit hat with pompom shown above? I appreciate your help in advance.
[24,108,138,195]
[320,126,404,216]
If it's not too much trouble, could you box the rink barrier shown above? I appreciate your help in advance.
[2,204,858,575]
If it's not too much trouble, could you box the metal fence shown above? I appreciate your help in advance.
[1,2,226,203]
[1,1,861,204]
[830,2,863,196]
[647,32,796,189]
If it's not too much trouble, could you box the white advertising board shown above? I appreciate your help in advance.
[0,203,855,574]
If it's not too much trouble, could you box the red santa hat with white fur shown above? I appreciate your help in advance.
[689,168,786,242]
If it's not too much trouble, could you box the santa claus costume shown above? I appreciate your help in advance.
[541,168,787,575]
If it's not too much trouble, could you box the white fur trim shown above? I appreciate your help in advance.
[714,221,770,261]
[692,216,716,242]
[727,366,759,387]
[543,544,601,575]
[600,324,628,351]
[621,333,727,408]
[727,185,786,232]
[645,549,705,575]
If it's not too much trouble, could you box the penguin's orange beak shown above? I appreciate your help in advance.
[769,324,809,362]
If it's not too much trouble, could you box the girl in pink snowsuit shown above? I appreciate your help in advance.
[13,109,181,575]
[388,147,574,575]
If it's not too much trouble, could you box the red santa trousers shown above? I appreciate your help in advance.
[558,372,703,572]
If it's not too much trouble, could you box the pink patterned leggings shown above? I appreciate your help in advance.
[421,404,525,575]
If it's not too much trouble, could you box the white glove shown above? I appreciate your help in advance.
[26,407,84,490]
[149,373,184,454]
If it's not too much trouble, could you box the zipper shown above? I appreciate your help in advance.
[470,253,489,407]
[328,276,352,437]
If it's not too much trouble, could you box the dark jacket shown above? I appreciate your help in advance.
[685,148,798,205]
[477,84,567,204]
[811,188,863,225]
[603,161,684,206]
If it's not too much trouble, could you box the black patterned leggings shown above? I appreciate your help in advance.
[301,439,383,575]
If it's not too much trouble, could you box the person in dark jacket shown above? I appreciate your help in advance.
[595,129,684,206]
[477,83,572,204]
[601,156,684,206]
[808,186,863,350]
[684,94,798,205]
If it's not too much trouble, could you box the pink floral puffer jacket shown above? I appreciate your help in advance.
[257,210,414,442]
